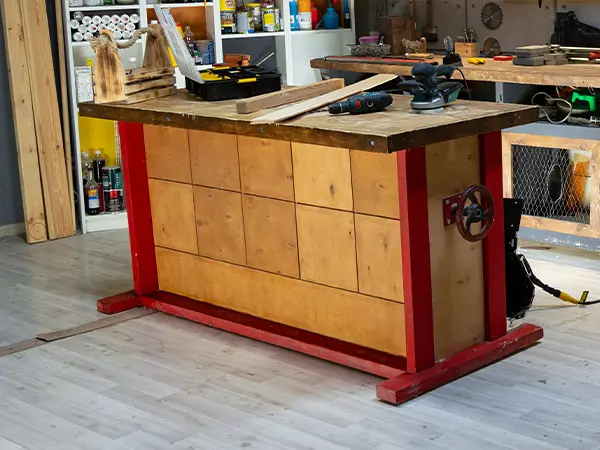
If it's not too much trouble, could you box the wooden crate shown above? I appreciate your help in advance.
[502,132,600,238]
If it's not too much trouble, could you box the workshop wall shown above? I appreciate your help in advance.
[375,0,598,53]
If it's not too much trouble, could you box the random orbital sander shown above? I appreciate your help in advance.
[397,63,464,112]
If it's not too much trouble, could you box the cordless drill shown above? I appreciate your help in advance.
[328,91,393,115]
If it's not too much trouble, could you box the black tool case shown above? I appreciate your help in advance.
[185,65,281,101]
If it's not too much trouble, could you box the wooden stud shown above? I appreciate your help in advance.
[144,125,192,183]
[21,0,75,239]
[397,147,435,373]
[292,143,353,211]
[242,195,299,278]
[590,144,600,234]
[480,132,507,342]
[238,136,294,201]
[119,122,159,295]
[54,0,76,232]
[149,179,198,255]
[355,214,404,302]
[189,131,240,191]
[0,0,47,243]
[501,133,514,198]
[296,204,358,291]
[194,186,246,265]
[350,150,400,219]
[156,247,406,355]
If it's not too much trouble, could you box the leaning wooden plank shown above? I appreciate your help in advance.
[118,86,177,105]
[125,76,176,95]
[252,74,398,124]
[21,0,75,239]
[55,0,76,231]
[0,0,47,243]
[236,78,345,114]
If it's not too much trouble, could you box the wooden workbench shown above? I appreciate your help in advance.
[81,91,542,404]
[311,56,600,88]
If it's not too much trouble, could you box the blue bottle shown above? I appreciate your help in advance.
[289,0,300,31]
[323,6,339,29]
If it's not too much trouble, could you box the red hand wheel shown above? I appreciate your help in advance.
[449,185,495,242]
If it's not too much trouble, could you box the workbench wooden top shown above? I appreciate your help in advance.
[79,90,537,153]
[311,56,600,88]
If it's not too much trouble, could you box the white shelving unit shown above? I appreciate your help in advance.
[62,0,355,233]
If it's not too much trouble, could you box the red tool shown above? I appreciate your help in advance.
[494,55,513,61]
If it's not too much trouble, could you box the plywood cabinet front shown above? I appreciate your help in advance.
[145,125,408,356]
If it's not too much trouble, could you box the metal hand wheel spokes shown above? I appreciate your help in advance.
[456,185,495,242]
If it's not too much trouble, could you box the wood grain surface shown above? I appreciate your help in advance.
[292,143,353,211]
[149,179,198,255]
[236,78,345,114]
[144,125,192,183]
[311,56,600,88]
[238,136,294,201]
[296,205,358,291]
[350,150,400,219]
[156,247,406,355]
[79,91,538,153]
[0,0,47,243]
[189,130,240,191]
[426,136,485,360]
[242,195,299,278]
[355,214,404,302]
[21,0,74,239]
[193,186,246,265]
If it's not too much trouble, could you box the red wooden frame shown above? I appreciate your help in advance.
[480,131,508,341]
[396,148,435,373]
[118,121,158,295]
[98,124,543,405]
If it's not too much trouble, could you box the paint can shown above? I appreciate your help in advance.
[220,0,236,33]
[274,8,280,31]
[262,6,275,32]
[236,12,249,33]
[102,166,125,213]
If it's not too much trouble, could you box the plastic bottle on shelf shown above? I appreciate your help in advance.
[311,2,318,29]
[323,0,339,29]
[93,150,106,213]
[343,0,350,28]
[84,163,100,216]
[298,0,312,30]
[289,0,300,31]
[81,151,91,186]
[183,26,195,57]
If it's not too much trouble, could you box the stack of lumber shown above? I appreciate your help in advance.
[514,45,567,67]
[1,0,76,243]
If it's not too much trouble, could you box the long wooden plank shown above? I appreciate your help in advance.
[55,0,76,232]
[236,79,345,114]
[21,0,75,239]
[251,74,398,124]
[0,0,47,243]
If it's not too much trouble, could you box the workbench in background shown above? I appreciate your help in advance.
[80,91,541,404]
[311,56,600,248]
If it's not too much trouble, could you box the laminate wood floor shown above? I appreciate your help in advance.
[0,231,600,449]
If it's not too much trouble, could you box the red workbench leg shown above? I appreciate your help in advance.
[480,131,507,341]
[97,122,157,314]
[397,148,435,373]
